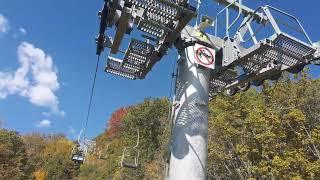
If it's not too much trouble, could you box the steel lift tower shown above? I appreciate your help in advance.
[96,0,320,179]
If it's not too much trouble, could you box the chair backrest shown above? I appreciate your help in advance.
[98,143,111,160]
[120,129,140,168]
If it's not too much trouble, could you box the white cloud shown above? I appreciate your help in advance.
[0,14,9,34]
[19,27,27,35]
[0,42,63,115]
[35,119,51,128]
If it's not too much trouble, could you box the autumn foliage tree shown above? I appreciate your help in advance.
[0,129,28,179]
[2,71,320,179]
[106,107,128,138]
[207,72,320,179]
[0,131,78,179]
[33,169,47,180]
[23,133,47,178]
[80,98,170,179]
[80,73,320,179]
[40,135,79,180]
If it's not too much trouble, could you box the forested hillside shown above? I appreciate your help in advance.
[1,72,320,179]
[0,131,78,179]
[207,73,320,179]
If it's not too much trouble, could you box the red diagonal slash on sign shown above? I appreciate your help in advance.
[195,47,214,66]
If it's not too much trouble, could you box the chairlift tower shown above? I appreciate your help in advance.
[96,0,320,179]
[71,129,96,164]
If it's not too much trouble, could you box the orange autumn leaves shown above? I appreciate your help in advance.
[106,107,128,138]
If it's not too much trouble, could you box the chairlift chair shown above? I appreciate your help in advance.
[120,129,140,169]
[71,144,85,164]
[312,41,320,65]
[70,130,93,164]
[98,143,110,160]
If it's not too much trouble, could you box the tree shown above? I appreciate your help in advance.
[0,129,28,179]
[106,107,128,138]
[0,71,314,179]
[23,133,47,178]
[33,169,48,180]
[41,136,78,180]
[79,98,170,179]
[207,73,320,179]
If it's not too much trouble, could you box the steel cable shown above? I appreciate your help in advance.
[83,55,101,138]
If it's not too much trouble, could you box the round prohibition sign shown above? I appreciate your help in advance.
[195,47,214,66]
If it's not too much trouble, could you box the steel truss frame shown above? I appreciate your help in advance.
[97,0,196,79]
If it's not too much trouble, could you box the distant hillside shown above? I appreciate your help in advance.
[80,98,170,180]
[1,71,320,179]
[0,130,78,180]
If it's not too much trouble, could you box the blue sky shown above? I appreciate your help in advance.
[0,0,319,140]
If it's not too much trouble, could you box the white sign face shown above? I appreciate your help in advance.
[194,43,215,69]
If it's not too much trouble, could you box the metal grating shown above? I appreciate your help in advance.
[208,78,227,98]
[127,39,154,55]
[106,68,136,79]
[144,11,174,26]
[239,33,315,73]
[124,53,147,66]
[220,69,237,82]
[128,0,181,18]
[273,33,315,59]
[209,78,227,89]
[137,19,172,38]
[242,46,279,73]
[123,39,154,68]
[98,0,196,80]
[134,0,182,38]
[209,69,237,91]
[105,57,137,80]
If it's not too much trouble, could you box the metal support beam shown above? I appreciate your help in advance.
[214,0,268,23]
[142,6,196,78]
[168,42,210,180]
[111,6,132,54]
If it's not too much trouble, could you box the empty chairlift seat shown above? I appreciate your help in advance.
[120,130,140,169]
[72,152,85,163]
[71,145,85,164]
[121,148,140,169]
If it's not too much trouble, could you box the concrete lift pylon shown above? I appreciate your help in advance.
[95,0,320,179]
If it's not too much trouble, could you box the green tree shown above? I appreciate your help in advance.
[207,72,320,179]
[33,168,48,180]
[41,136,78,180]
[23,133,47,178]
[0,129,28,179]
[79,98,170,179]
